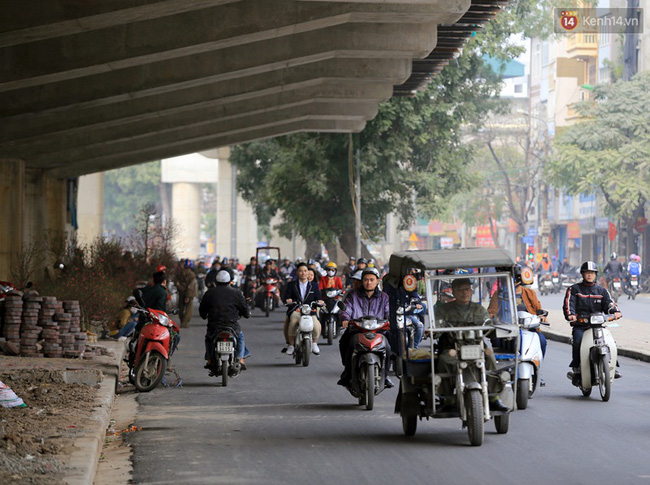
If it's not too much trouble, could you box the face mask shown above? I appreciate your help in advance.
[327,270,336,276]
[130,307,137,314]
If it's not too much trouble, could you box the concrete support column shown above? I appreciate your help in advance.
[172,182,201,259]
[77,172,105,246]
[216,147,258,261]
[0,159,25,279]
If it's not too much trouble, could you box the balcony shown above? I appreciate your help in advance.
[566,33,598,60]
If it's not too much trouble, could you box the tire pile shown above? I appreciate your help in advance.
[2,291,89,358]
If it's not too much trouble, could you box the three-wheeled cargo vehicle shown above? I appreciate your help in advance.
[387,248,520,446]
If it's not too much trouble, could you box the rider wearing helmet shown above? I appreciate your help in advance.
[199,270,251,373]
[319,262,344,290]
[603,252,624,284]
[355,258,368,272]
[563,261,622,380]
[338,267,393,388]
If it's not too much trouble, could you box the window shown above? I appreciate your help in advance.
[514,84,523,93]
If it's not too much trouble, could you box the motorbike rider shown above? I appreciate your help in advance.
[535,253,553,274]
[603,252,624,286]
[176,259,198,329]
[563,261,622,381]
[256,259,281,306]
[204,258,222,288]
[337,267,393,388]
[355,258,368,273]
[435,278,509,412]
[319,262,344,290]
[199,270,251,372]
[282,262,323,355]
[108,296,139,339]
[342,256,356,287]
[279,257,296,295]
[397,269,425,349]
[624,254,642,298]
[242,256,260,298]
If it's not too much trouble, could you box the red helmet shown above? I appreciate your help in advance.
[155,264,167,273]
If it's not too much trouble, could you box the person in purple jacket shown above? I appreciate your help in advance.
[337,267,393,388]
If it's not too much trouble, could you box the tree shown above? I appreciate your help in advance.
[104,161,162,238]
[547,71,650,254]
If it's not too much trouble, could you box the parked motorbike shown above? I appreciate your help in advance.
[125,306,180,392]
[569,311,619,402]
[209,327,240,386]
[321,289,344,345]
[627,275,641,300]
[345,315,391,411]
[290,301,321,367]
[516,310,549,409]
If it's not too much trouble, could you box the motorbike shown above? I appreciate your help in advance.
[516,310,549,409]
[321,288,344,345]
[569,311,618,401]
[290,301,321,367]
[345,315,391,411]
[609,277,622,302]
[551,271,561,293]
[209,327,240,386]
[262,277,278,317]
[561,267,580,289]
[125,306,180,392]
[245,275,258,311]
[627,274,640,300]
[538,273,554,296]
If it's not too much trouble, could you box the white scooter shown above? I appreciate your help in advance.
[290,301,321,367]
[569,312,619,402]
[516,310,549,409]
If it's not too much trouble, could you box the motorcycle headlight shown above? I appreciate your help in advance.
[326,290,338,298]
[590,314,605,324]
[363,319,379,330]
[158,314,170,327]
[301,304,311,314]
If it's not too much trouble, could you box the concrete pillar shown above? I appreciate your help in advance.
[215,147,258,261]
[171,182,201,259]
[77,172,105,246]
[0,159,25,279]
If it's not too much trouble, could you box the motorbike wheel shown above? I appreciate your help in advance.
[516,378,530,410]
[581,386,592,397]
[364,363,375,411]
[128,365,136,385]
[402,413,417,437]
[598,356,611,402]
[302,340,310,367]
[134,351,167,392]
[221,362,229,387]
[466,389,484,446]
[494,414,509,434]
[327,321,334,346]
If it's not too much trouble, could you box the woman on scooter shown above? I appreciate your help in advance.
[489,265,548,358]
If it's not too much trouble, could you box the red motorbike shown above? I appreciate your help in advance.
[262,277,279,317]
[345,316,391,411]
[126,307,180,392]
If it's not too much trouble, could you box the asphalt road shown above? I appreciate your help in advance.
[131,303,650,485]
[538,290,650,323]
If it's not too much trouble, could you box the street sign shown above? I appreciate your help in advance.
[522,236,534,245]
[541,219,551,235]
[527,228,538,237]
[408,232,418,242]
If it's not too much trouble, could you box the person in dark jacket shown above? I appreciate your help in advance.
[199,270,251,371]
[282,262,323,355]
[563,261,622,380]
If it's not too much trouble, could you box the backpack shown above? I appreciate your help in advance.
[628,261,641,276]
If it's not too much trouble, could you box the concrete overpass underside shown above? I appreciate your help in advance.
[0,0,504,277]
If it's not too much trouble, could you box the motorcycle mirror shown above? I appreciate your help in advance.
[170,308,180,316]
[337,301,346,311]
[536,309,549,317]
[607,302,617,314]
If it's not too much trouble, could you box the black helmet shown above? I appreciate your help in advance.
[357,257,368,265]
[610,252,617,260]
[580,261,598,273]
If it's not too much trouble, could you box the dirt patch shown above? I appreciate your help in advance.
[0,370,98,484]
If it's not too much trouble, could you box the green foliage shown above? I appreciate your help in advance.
[104,161,162,237]
[548,71,650,217]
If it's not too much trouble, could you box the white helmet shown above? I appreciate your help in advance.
[216,270,231,283]
[352,270,363,281]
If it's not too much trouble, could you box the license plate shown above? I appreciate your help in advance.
[552,278,559,283]
[217,341,234,353]
[460,345,482,360]
[614,282,621,289]
[631,280,638,286]
[545,281,552,286]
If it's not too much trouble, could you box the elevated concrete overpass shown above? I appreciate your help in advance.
[0,0,504,277]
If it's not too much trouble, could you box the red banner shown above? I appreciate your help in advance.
[608,222,617,242]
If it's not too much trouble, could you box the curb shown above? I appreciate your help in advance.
[543,330,650,364]
[63,342,125,485]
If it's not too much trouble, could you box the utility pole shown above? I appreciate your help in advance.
[355,147,361,258]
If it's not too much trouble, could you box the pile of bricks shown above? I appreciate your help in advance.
[1,291,93,359]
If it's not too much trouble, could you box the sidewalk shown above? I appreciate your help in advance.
[542,308,650,363]
[0,339,124,485]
